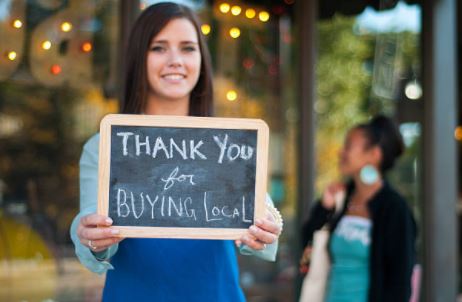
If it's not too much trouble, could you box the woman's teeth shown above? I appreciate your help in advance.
[163,74,185,80]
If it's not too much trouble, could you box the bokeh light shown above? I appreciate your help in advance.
[7,51,17,61]
[50,64,62,75]
[455,126,462,141]
[231,6,241,16]
[226,90,238,101]
[245,9,256,19]
[229,27,241,39]
[12,19,23,29]
[81,42,93,52]
[259,11,270,22]
[219,3,230,13]
[201,24,211,35]
[61,22,73,32]
[42,41,52,50]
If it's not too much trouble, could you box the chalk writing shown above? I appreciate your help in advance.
[115,188,253,224]
[160,166,196,191]
[116,132,207,160]
[109,125,259,229]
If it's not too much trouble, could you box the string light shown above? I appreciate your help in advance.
[231,6,241,16]
[226,90,238,101]
[219,3,230,13]
[42,41,52,50]
[229,27,240,39]
[201,24,211,35]
[455,126,462,141]
[50,64,62,75]
[405,80,422,100]
[259,11,270,22]
[12,19,23,29]
[61,22,72,32]
[245,8,256,19]
[6,51,17,61]
[81,42,92,52]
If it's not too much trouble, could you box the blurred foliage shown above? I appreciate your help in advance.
[315,15,371,193]
[315,14,421,198]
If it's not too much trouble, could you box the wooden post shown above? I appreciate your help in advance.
[296,0,317,300]
[118,0,140,104]
[422,0,458,300]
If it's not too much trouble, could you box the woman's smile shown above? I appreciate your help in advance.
[161,73,187,82]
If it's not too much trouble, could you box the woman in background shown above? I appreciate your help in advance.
[302,115,416,302]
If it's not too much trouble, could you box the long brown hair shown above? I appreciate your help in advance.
[121,2,213,116]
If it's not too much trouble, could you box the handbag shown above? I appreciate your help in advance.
[299,226,330,302]
[299,192,345,302]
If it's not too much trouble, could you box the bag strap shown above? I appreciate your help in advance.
[333,191,346,216]
[320,191,346,230]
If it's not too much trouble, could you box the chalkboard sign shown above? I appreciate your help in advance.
[98,114,269,239]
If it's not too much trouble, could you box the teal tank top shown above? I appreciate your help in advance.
[326,216,372,302]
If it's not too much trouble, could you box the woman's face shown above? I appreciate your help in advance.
[146,18,201,103]
[339,128,379,177]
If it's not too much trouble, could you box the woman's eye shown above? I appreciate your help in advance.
[150,46,165,52]
[183,46,197,52]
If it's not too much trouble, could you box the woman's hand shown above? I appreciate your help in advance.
[235,210,282,250]
[77,214,124,253]
[322,183,345,210]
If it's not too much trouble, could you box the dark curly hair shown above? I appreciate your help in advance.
[356,115,405,173]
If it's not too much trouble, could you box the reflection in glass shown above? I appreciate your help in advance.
[0,1,119,301]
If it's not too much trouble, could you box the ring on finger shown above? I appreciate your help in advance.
[88,240,97,251]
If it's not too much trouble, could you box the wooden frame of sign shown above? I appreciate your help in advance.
[98,114,269,239]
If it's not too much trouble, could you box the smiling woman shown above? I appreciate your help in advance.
[70,3,282,302]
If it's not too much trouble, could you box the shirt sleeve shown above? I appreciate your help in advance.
[69,133,119,274]
[300,200,334,247]
[238,194,280,262]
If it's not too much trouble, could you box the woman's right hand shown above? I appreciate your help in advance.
[77,214,124,253]
[321,183,345,210]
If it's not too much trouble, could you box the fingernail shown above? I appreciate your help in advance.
[111,229,119,235]
[106,218,113,225]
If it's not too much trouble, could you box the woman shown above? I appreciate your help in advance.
[70,3,282,301]
[301,115,416,302]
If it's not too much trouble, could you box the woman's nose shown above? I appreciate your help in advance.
[167,50,183,67]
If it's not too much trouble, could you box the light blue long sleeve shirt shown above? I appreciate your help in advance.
[70,134,278,274]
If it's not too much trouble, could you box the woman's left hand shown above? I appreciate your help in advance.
[235,211,282,250]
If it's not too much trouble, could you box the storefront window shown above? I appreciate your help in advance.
[0,0,119,300]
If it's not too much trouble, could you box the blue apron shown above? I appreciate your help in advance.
[102,238,245,302]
